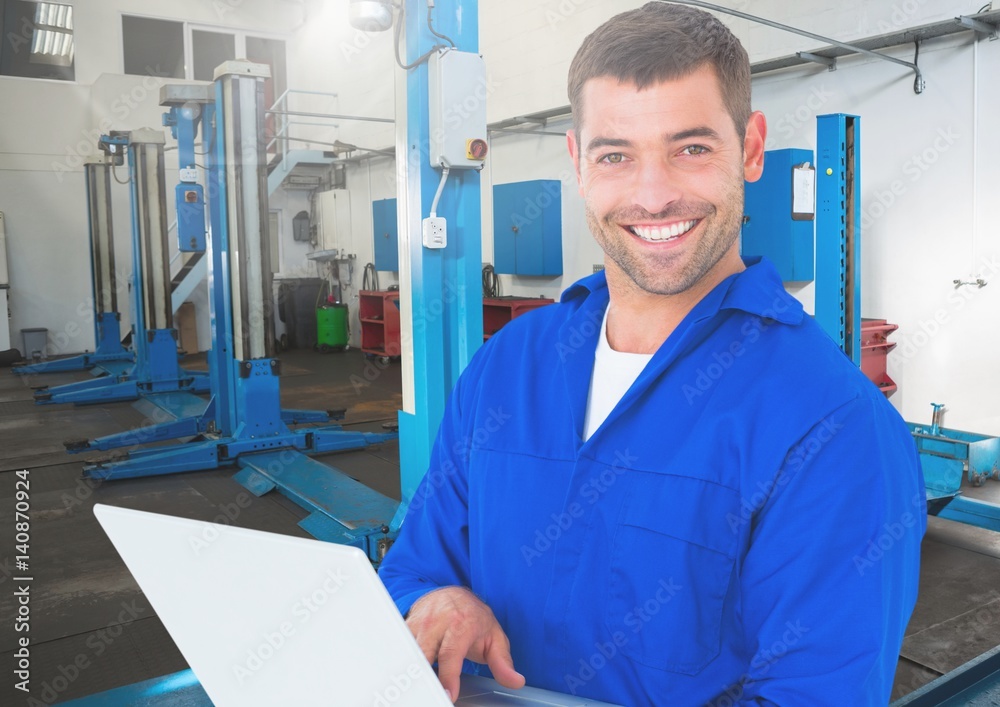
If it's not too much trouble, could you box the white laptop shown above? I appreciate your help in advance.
[93,504,619,706]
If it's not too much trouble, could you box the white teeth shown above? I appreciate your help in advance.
[629,220,697,241]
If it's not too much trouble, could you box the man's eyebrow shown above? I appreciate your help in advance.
[585,128,723,154]
[585,137,632,154]
[668,127,723,142]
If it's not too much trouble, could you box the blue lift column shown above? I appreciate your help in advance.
[814,113,862,366]
[394,0,484,529]
[33,132,211,406]
[83,63,397,562]
[12,161,133,375]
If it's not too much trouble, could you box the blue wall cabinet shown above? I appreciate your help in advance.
[493,179,562,276]
[372,198,399,272]
[742,148,815,283]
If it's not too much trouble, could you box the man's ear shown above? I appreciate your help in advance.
[743,111,767,183]
[566,129,584,195]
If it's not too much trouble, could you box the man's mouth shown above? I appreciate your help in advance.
[626,220,699,242]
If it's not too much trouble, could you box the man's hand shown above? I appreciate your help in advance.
[406,586,526,702]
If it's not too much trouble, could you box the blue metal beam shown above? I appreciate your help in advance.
[396,0,483,527]
[58,670,210,707]
[815,114,862,365]
[891,644,1000,705]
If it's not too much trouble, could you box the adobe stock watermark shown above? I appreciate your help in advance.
[506,179,563,233]
[853,491,925,576]
[873,0,934,34]
[707,619,810,707]
[860,126,959,230]
[726,413,845,534]
[564,576,682,695]
[51,68,171,182]
[773,85,833,142]
[544,0,588,31]
[231,567,348,685]
[22,600,146,706]
[186,492,257,555]
[406,406,513,512]
[341,26,388,64]
[681,294,795,405]
[211,0,245,22]
[371,663,428,707]
[890,252,999,367]
[554,307,604,362]
[521,449,639,566]
[349,279,470,394]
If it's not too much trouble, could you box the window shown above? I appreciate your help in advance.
[247,36,287,107]
[120,15,286,107]
[122,15,184,78]
[192,29,235,81]
[0,0,74,81]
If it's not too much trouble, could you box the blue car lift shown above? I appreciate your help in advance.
[32,131,210,406]
[12,161,133,375]
[63,84,332,454]
[82,63,397,560]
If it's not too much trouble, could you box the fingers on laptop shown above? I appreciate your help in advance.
[484,634,526,691]
[406,586,524,701]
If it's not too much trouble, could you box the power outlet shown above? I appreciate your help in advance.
[422,217,447,249]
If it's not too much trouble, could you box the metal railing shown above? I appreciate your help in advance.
[266,88,341,164]
[265,88,395,164]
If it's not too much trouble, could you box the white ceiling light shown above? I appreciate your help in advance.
[348,0,394,32]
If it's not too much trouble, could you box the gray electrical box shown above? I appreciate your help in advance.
[428,49,488,170]
[292,211,311,242]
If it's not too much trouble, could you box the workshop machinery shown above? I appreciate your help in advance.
[908,403,1000,532]
[82,63,397,561]
[31,131,211,406]
[12,161,134,375]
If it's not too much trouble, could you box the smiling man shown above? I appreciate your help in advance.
[379,3,925,705]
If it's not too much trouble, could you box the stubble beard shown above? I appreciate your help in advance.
[586,179,745,296]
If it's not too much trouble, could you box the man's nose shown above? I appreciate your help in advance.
[630,157,683,216]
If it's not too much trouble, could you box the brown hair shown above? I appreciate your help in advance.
[567,2,751,139]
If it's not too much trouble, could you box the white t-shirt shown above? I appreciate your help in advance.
[582,306,654,442]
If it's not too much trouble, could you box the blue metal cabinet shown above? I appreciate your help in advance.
[493,179,562,276]
[741,148,815,283]
[372,198,399,272]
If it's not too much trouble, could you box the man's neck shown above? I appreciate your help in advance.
[604,250,745,354]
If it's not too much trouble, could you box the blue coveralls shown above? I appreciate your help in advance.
[380,257,926,706]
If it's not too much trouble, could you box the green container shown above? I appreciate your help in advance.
[316,304,349,351]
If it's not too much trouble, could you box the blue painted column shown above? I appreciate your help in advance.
[815,113,862,366]
[395,0,484,525]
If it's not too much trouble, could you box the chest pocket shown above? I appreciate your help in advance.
[605,470,739,675]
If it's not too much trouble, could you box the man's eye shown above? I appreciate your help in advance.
[682,145,709,156]
[600,153,624,164]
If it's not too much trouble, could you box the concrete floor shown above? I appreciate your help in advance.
[0,347,998,705]
[0,348,402,705]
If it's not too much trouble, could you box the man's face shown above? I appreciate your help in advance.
[567,65,766,296]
